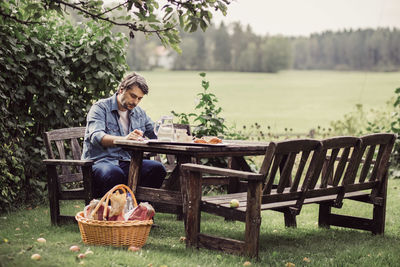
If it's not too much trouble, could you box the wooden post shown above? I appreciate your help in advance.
[82,165,93,205]
[184,169,202,248]
[128,151,143,193]
[227,157,241,194]
[176,155,193,220]
[284,208,297,227]
[46,165,60,225]
[244,180,262,258]
[372,172,387,234]
[318,202,332,228]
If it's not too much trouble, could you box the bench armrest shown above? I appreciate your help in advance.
[43,159,94,167]
[181,163,263,181]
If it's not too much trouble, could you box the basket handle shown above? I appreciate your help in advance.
[90,184,138,220]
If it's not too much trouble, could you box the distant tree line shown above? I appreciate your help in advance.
[128,22,400,73]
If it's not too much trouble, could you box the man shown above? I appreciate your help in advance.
[82,72,166,197]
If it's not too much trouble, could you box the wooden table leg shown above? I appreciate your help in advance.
[127,151,143,193]
[228,156,252,193]
[172,155,192,220]
[178,155,197,225]
[163,155,192,191]
[225,156,253,221]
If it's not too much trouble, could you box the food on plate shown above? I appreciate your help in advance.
[207,137,222,144]
[193,138,207,144]
[194,137,222,144]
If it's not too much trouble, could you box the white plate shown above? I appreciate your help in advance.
[146,139,226,146]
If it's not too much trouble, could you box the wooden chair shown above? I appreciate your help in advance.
[181,133,395,257]
[43,127,94,225]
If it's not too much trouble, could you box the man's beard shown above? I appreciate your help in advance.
[123,103,136,110]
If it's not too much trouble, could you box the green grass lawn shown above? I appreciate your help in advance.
[139,70,399,132]
[2,178,400,266]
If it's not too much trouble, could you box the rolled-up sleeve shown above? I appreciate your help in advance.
[144,112,157,139]
[87,104,107,146]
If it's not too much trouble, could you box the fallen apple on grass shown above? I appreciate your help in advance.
[37,237,46,243]
[31,254,41,260]
[69,245,80,252]
[230,199,239,208]
[77,253,86,259]
[128,246,140,252]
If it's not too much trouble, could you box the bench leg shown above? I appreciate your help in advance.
[82,166,93,205]
[284,209,297,228]
[47,165,60,225]
[183,169,202,248]
[372,203,386,235]
[318,202,332,229]
[244,181,262,258]
[372,177,387,235]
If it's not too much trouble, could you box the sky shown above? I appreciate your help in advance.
[212,0,400,36]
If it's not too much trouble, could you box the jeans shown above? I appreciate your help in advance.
[92,160,167,198]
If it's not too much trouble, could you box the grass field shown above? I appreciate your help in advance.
[1,179,400,266]
[138,70,399,133]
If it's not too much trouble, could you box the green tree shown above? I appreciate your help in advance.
[230,22,248,70]
[0,0,231,52]
[0,0,128,211]
[213,22,232,70]
[261,36,291,73]
[172,37,199,70]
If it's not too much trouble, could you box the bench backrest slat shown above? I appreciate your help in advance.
[45,127,86,141]
[277,152,297,193]
[71,138,82,160]
[359,145,375,182]
[332,146,351,186]
[290,150,310,192]
[369,144,385,182]
[320,148,339,188]
[263,153,283,194]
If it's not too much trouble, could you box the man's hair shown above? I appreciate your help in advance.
[118,72,149,94]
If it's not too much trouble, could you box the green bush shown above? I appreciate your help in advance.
[0,2,128,212]
[172,72,227,137]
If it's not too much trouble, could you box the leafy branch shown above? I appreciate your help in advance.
[0,0,231,50]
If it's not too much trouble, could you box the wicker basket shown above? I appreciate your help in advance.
[75,184,153,247]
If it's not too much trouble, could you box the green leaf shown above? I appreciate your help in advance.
[96,52,107,61]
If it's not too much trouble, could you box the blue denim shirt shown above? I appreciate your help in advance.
[81,93,156,165]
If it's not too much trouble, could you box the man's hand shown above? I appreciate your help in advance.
[126,129,144,141]
[101,129,145,147]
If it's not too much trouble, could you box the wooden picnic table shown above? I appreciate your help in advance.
[113,139,268,215]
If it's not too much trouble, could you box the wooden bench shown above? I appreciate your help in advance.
[181,133,396,258]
